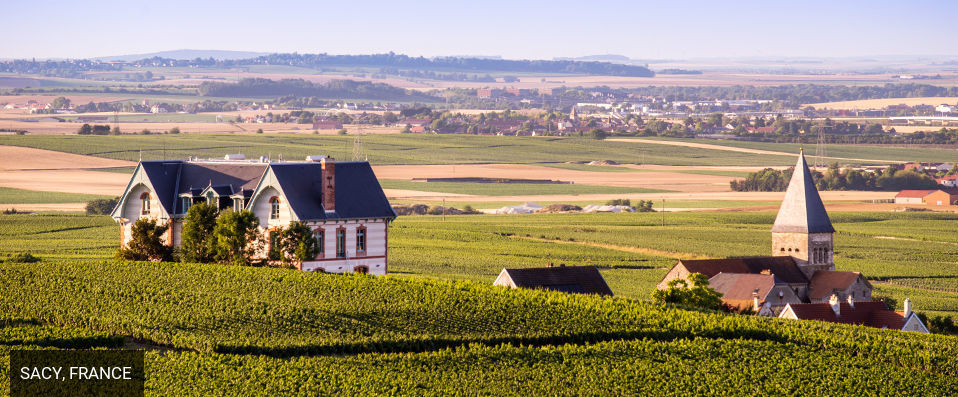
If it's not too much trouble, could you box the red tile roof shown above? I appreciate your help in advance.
[785,301,906,330]
[807,271,869,300]
[895,190,936,198]
[677,256,807,284]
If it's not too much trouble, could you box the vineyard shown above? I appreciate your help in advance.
[1,210,957,393]
[0,260,957,394]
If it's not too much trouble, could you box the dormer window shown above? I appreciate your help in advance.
[270,197,280,219]
[206,191,215,204]
[140,192,151,215]
[233,198,244,211]
[181,197,192,214]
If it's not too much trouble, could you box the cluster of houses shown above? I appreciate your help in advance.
[114,150,929,333]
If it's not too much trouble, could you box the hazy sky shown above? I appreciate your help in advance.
[3,0,957,60]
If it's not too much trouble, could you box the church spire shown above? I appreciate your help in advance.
[771,150,834,234]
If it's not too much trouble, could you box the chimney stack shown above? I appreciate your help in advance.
[829,294,840,317]
[321,157,335,212]
[846,294,855,308]
[903,298,912,318]
[752,289,761,312]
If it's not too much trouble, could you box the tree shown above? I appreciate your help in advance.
[111,125,121,135]
[213,209,263,266]
[180,202,219,263]
[168,127,180,134]
[51,96,71,109]
[85,197,119,215]
[275,221,320,267]
[588,128,608,140]
[78,124,93,135]
[116,218,173,262]
[651,273,724,311]
[382,111,398,124]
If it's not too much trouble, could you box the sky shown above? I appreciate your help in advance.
[3,0,958,60]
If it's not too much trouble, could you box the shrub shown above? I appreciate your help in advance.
[213,210,263,266]
[85,197,119,215]
[169,127,181,134]
[5,252,40,263]
[116,218,173,262]
[337,129,348,135]
[180,202,219,263]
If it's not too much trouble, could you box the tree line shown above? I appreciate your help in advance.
[116,202,319,267]
[730,165,942,192]
[197,78,434,101]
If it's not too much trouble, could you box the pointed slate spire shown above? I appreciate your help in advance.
[771,150,835,233]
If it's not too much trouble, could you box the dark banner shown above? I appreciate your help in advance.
[9,350,145,397]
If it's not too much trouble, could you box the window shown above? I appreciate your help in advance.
[336,228,346,258]
[233,198,243,211]
[206,191,215,204]
[356,226,366,253]
[181,197,192,214]
[140,192,151,215]
[315,229,324,256]
[354,266,369,274]
[270,197,280,219]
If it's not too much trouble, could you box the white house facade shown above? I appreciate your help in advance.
[111,155,396,275]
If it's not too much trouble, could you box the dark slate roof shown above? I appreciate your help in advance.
[677,256,808,284]
[771,151,835,234]
[786,301,905,329]
[138,161,182,216]
[134,160,394,220]
[269,161,397,220]
[500,266,613,296]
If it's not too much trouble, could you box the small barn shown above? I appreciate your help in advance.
[493,266,613,296]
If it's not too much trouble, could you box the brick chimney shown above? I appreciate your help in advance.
[321,157,335,212]
[829,294,840,317]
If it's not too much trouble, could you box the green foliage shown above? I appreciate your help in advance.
[85,196,119,215]
[4,252,40,263]
[731,165,939,192]
[115,218,173,262]
[180,202,219,263]
[651,273,724,311]
[276,221,320,266]
[213,210,263,266]
[168,127,180,134]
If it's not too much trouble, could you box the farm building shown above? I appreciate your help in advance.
[894,189,958,206]
[493,265,614,296]
[111,155,396,274]
[780,297,928,333]
[658,151,883,316]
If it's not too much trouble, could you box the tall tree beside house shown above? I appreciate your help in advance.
[276,221,321,267]
[180,202,219,263]
[115,218,173,262]
[651,272,724,311]
[213,209,263,266]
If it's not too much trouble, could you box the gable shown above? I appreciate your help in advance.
[112,162,177,220]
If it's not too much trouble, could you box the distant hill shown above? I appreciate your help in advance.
[95,49,269,62]
[555,54,633,63]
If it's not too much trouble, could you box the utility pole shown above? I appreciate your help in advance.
[442,198,446,222]
[661,198,665,226]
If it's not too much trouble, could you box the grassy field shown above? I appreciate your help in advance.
[0,187,110,204]
[805,97,958,109]
[0,134,797,166]
[3,134,957,167]
[380,179,671,196]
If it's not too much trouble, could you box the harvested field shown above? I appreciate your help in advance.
[0,146,133,195]
[806,97,958,110]
[608,138,903,164]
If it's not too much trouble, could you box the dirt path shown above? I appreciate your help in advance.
[606,138,901,164]
[512,235,707,260]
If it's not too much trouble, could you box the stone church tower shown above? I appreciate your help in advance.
[771,150,835,278]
